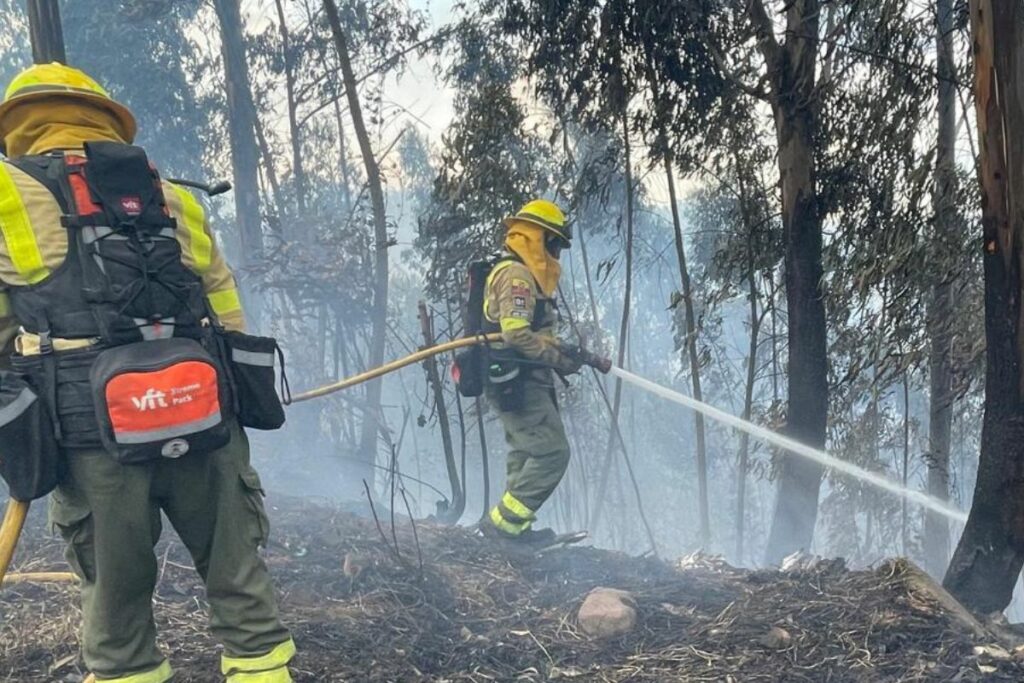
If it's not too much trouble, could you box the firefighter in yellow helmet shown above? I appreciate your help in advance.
[479,199,611,546]
[0,64,294,682]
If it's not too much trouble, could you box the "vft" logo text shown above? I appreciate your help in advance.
[131,389,168,411]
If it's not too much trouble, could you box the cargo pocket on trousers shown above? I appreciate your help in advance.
[239,468,270,547]
[504,404,553,455]
[48,492,95,582]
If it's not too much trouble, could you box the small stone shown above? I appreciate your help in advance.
[342,552,365,579]
[973,644,1011,660]
[758,626,792,649]
[577,587,637,639]
[549,665,587,679]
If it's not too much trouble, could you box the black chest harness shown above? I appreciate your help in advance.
[5,141,209,346]
[0,143,286,503]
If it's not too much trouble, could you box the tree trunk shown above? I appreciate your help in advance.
[577,226,602,341]
[750,0,829,565]
[444,296,470,512]
[418,302,463,522]
[253,116,284,224]
[924,0,957,577]
[333,98,354,211]
[665,155,711,548]
[902,373,911,556]
[770,273,781,403]
[273,0,307,216]
[475,398,491,517]
[582,116,660,553]
[943,0,1024,614]
[589,112,635,533]
[324,1,391,495]
[213,0,264,325]
[736,232,761,565]
[27,0,65,63]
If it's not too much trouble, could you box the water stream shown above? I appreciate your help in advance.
[609,366,969,524]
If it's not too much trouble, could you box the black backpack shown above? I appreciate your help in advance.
[451,256,504,397]
[451,255,549,398]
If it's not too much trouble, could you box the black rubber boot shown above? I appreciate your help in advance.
[516,527,557,546]
[477,521,557,550]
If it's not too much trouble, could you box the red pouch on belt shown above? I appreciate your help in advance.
[91,338,230,463]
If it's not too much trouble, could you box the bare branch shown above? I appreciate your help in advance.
[747,0,781,65]
[710,44,770,101]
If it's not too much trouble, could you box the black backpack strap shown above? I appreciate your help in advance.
[5,154,69,213]
[531,299,548,332]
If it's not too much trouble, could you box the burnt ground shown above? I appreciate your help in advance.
[2,493,1023,682]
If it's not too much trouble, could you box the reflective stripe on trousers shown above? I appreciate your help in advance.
[222,638,296,682]
[489,490,538,536]
[86,659,173,683]
[489,506,531,536]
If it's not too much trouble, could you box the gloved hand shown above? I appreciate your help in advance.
[558,342,612,375]
[579,349,613,374]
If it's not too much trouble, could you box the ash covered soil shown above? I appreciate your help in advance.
[2,494,1021,682]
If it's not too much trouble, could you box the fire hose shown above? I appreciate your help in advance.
[2,331,967,587]
[0,333,501,588]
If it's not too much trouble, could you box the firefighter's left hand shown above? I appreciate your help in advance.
[582,351,612,374]
[566,344,612,374]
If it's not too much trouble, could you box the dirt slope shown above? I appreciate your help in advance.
[2,495,1020,682]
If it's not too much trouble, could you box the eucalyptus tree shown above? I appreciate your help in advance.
[943,0,1024,615]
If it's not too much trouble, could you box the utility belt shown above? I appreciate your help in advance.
[0,328,287,502]
[453,343,551,412]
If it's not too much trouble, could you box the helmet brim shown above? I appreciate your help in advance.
[503,215,571,247]
[0,90,138,155]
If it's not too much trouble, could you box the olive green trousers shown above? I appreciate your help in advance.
[48,423,291,680]
[488,376,571,532]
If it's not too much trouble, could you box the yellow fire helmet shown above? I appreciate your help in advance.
[0,62,137,154]
[504,199,572,247]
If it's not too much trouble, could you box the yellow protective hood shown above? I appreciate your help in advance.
[2,96,131,158]
[505,220,561,297]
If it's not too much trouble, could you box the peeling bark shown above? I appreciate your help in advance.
[943,0,1024,614]
[942,0,1024,614]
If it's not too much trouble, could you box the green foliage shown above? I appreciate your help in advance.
[417,81,555,298]
[63,0,206,177]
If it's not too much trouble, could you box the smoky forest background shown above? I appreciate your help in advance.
[0,0,1006,611]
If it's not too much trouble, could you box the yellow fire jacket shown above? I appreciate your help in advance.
[483,257,581,375]
[0,156,245,358]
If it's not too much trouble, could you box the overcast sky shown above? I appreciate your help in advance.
[386,0,456,143]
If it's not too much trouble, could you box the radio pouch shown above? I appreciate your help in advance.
[0,371,62,501]
[90,338,230,463]
[218,331,287,430]
[486,348,525,412]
